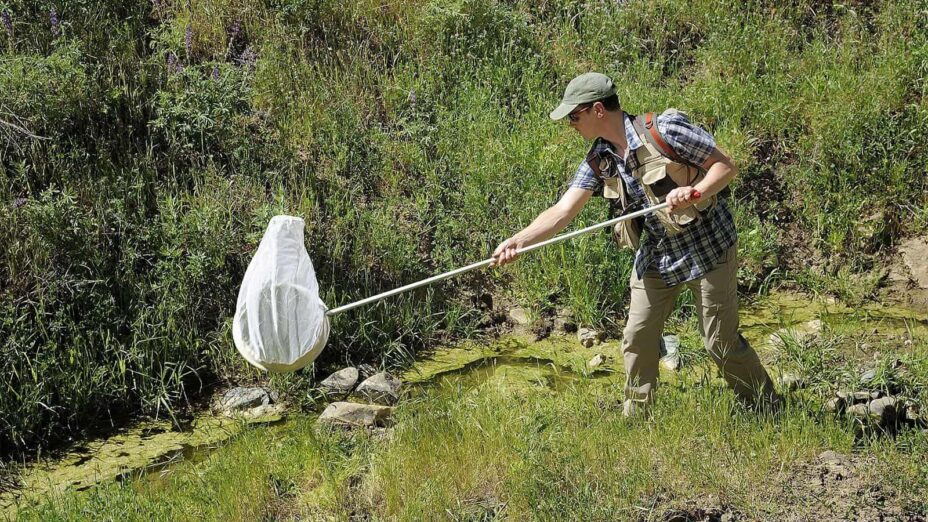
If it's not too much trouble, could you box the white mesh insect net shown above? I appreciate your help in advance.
[232,216,330,372]
[232,203,667,372]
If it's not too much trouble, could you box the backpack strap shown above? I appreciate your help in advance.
[633,112,687,165]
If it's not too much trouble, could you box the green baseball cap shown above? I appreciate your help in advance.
[549,72,617,120]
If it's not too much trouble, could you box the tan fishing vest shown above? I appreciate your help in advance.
[588,109,718,249]
[630,110,716,233]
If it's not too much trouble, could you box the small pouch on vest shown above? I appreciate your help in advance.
[639,165,698,233]
[603,177,621,199]
[610,176,641,250]
[613,217,641,250]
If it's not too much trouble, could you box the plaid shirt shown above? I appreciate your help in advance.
[569,110,737,286]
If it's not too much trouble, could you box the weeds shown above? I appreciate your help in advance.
[1,0,927,459]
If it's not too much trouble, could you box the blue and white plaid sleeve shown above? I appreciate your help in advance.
[569,158,602,192]
[656,110,716,167]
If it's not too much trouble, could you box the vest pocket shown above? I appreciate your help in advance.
[641,165,676,199]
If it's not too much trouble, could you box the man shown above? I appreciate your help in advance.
[491,72,778,417]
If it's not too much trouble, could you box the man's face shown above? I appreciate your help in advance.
[568,103,598,140]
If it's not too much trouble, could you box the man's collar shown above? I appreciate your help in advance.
[593,113,643,156]
[624,112,643,151]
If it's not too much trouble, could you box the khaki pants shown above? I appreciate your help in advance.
[621,244,776,413]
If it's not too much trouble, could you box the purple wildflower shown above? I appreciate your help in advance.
[166,51,184,74]
[238,46,257,69]
[184,23,193,57]
[408,89,417,110]
[49,8,60,37]
[13,197,27,209]
[2,10,12,36]
[211,65,220,81]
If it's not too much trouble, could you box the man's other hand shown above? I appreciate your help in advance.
[666,186,700,211]
[491,237,522,267]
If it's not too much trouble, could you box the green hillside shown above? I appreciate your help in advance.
[1,0,926,458]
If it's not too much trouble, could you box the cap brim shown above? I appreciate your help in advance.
[549,102,578,121]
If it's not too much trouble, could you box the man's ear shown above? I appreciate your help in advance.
[593,101,606,117]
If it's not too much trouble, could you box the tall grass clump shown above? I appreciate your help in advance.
[1,0,926,458]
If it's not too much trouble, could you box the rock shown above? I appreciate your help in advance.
[577,328,602,348]
[660,355,681,372]
[825,397,846,413]
[720,513,736,522]
[904,339,914,347]
[837,390,871,404]
[319,367,359,396]
[587,353,606,369]
[847,403,869,419]
[860,368,876,384]
[868,397,897,424]
[554,309,577,333]
[905,404,921,423]
[218,387,272,412]
[870,390,882,400]
[239,403,287,424]
[356,372,403,405]
[319,402,393,428]
[508,307,532,326]
[898,236,928,289]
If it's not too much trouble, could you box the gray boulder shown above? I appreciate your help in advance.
[553,308,577,333]
[356,372,403,405]
[320,367,359,396]
[825,397,846,413]
[218,387,272,412]
[868,397,897,425]
[847,403,869,419]
[319,402,393,428]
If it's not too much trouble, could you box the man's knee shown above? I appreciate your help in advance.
[622,318,661,354]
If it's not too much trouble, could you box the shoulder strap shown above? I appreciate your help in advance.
[633,112,686,164]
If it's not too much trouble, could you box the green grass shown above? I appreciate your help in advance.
[1,0,927,459]
[12,310,928,520]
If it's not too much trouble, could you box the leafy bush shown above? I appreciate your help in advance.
[1,0,926,458]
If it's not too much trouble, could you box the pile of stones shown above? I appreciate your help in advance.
[823,361,924,429]
[316,366,403,429]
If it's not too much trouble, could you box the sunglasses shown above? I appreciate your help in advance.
[567,105,591,123]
